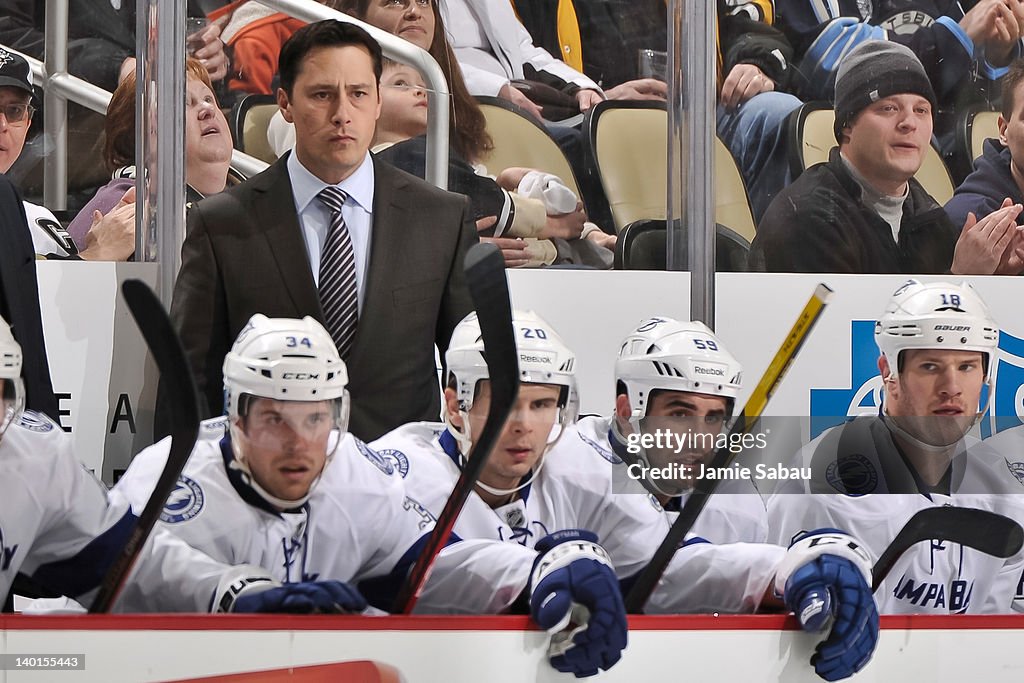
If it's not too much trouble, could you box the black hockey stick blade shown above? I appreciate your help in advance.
[89,280,201,613]
[872,506,1024,592]
[624,283,833,613]
[393,243,520,614]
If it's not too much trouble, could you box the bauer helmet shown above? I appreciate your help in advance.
[875,280,999,384]
[615,317,743,419]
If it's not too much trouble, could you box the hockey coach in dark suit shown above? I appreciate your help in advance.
[169,20,475,441]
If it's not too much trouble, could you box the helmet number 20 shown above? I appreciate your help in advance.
[521,328,548,339]
[693,338,718,351]
[285,336,313,348]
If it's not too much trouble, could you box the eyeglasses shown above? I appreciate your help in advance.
[0,103,34,124]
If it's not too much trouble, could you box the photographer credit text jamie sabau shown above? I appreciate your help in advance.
[623,429,811,482]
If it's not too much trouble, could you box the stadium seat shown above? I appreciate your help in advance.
[231,94,279,164]
[474,96,581,196]
[947,105,1002,182]
[786,101,956,205]
[614,218,750,271]
[584,100,757,242]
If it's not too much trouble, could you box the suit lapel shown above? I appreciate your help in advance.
[252,155,324,320]
[348,157,409,356]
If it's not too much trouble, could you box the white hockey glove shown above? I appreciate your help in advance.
[529,529,628,678]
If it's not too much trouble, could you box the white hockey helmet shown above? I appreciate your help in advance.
[223,315,350,509]
[444,310,579,470]
[875,280,999,384]
[445,310,579,420]
[615,317,743,419]
[223,314,350,417]
[0,316,25,438]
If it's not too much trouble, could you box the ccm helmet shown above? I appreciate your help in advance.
[223,315,350,508]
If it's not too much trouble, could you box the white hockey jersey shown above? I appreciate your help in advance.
[114,418,537,614]
[767,416,1024,614]
[573,415,770,544]
[371,421,786,614]
[0,411,240,612]
[24,201,77,258]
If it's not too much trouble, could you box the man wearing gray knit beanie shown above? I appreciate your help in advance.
[751,40,1024,274]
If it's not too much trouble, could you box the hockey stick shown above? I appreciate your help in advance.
[872,506,1024,592]
[624,283,834,613]
[392,242,520,614]
[89,280,201,613]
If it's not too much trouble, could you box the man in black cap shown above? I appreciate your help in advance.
[0,47,135,260]
[0,47,59,419]
[750,40,1024,274]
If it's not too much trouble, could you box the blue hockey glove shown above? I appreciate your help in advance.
[776,529,879,681]
[226,577,367,614]
[529,529,628,678]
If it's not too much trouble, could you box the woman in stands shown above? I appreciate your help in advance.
[67,58,234,254]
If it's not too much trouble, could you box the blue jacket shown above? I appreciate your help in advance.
[945,138,1024,228]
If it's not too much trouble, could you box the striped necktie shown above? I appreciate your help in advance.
[316,186,358,358]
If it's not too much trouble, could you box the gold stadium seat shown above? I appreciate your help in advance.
[231,94,279,164]
[474,96,581,196]
[787,101,956,205]
[584,100,756,242]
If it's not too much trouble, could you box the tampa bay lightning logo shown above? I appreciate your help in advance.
[810,321,883,439]
[1008,462,1024,487]
[356,439,394,475]
[825,453,878,495]
[377,448,410,477]
[579,432,621,464]
[17,411,54,433]
[160,475,205,523]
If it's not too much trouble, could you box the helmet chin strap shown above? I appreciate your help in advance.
[880,373,988,453]
[610,413,687,499]
[454,409,570,498]
[228,423,328,511]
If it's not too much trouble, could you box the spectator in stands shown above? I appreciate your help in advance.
[0,0,229,93]
[212,0,334,98]
[372,60,614,267]
[512,0,804,221]
[333,0,493,165]
[0,48,134,261]
[750,41,1024,274]
[776,0,1024,147]
[67,58,234,255]
[946,59,1024,228]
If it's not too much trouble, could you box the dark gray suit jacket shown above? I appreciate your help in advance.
[169,153,476,441]
[0,175,59,420]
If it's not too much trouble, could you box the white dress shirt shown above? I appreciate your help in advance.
[287,151,375,313]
